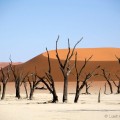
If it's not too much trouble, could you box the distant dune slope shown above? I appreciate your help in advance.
[0,48,120,82]
[0,62,22,68]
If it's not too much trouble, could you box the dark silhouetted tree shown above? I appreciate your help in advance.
[111,74,120,94]
[56,36,83,103]
[9,60,28,99]
[0,67,10,100]
[82,81,92,94]
[104,83,107,94]
[28,71,39,100]
[36,48,58,103]
[74,53,100,103]
[98,88,101,103]
[101,69,113,94]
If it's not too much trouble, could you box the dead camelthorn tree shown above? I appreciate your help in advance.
[45,48,58,102]
[28,71,40,100]
[9,64,21,99]
[9,58,21,99]
[36,48,58,103]
[104,83,107,94]
[98,88,101,103]
[20,73,29,98]
[101,69,113,94]
[0,67,10,100]
[9,61,28,99]
[21,81,28,98]
[0,83,1,99]
[111,74,120,94]
[74,53,100,103]
[56,36,83,103]
[28,48,58,103]
[82,81,92,94]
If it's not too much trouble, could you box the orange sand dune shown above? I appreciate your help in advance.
[0,62,22,68]
[43,48,120,61]
[0,48,120,82]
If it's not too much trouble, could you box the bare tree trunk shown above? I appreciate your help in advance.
[104,83,107,94]
[28,73,39,100]
[52,89,58,103]
[52,82,58,103]
[118,81,120,94]
[1,83,6,100]
[74,81,80,103]
[15,81,21,99]
[0,84,1,99]
[83,82,91,94]
[74,90,80,103]
[112,79,120,94]
[29,88,34,100]
[16,86,20,99]
[63,76,68,103]
[86,85,90,94]
[9,62,21,99]
[23,82,28,98]
[74,82,86,103]
[117,88,120,94]
[107,80,113,94]
[101,69,113,94]
[98,88,101,103]
[0,67,10,100]
[28,80,35,100]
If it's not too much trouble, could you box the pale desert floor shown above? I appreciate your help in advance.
[0,82,120,120]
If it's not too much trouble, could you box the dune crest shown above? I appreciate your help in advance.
[42,48,120,61]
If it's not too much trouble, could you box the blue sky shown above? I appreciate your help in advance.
[0,0,120,62]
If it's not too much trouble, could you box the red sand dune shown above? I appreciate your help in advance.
[0,48,120,82]
[0,62,22,68]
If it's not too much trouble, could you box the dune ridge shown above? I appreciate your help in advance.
[42,48,120,61]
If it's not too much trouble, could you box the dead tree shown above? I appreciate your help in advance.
[45,48,58,102]
[82,81,92,94]
[74,53,100,103]
[20,73,29,98]
[9,58,21,99]
[104,83,107,94]
[28,48,58,103]
[28,72,39,100]
[98,88,101,103]
[0,83,1,99]
[36,48,58,103]
[0,67,10,100]
[9,64,28,99]
[22,81,28,98]
[56,36,83,103]
[111,75,120,94]
[101,69,113,94]
[9,65,21,99]
[28,73,57,102]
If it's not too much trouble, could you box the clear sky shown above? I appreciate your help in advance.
[0,0,120,62]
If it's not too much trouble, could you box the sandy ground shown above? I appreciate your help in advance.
[0,93,120,120]
[0,82,120,120]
